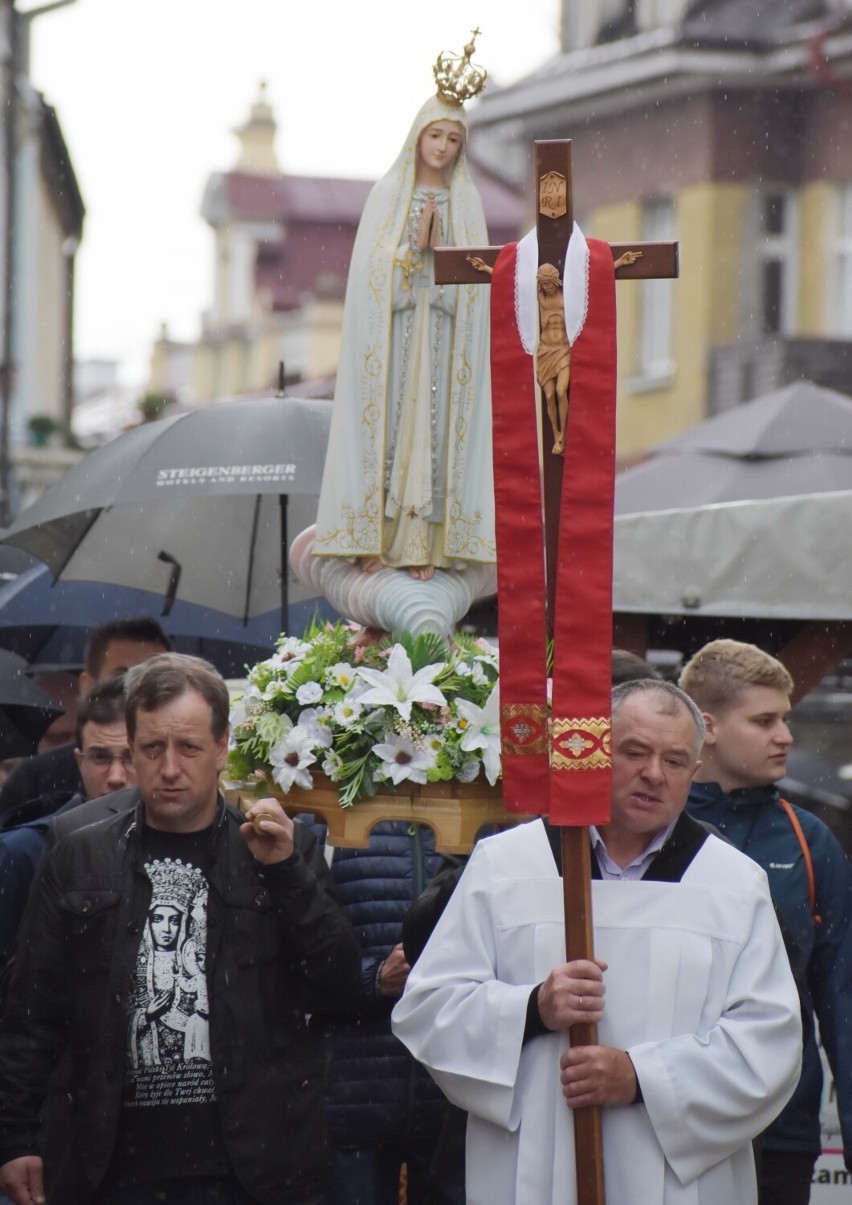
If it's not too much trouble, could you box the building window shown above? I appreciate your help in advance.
[832,184,852,337]
[639,197,675,379]
[756,190,797,336]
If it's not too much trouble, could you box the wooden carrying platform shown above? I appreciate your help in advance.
[223,774,534,854]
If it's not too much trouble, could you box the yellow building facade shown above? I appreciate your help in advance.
[471,10,852,459]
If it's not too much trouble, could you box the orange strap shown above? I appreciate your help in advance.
[778,798,821,926]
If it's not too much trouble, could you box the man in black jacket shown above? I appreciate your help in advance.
[0,674,136,976]
[0,653,360,1205]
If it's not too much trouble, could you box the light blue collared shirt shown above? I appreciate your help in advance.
[589,821,677,881]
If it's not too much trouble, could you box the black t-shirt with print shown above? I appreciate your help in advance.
[108,824,232,1186]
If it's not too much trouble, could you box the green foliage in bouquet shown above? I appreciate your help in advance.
[228,623,500,807]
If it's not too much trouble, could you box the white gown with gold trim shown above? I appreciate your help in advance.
[313,95,495,570]
[393,820,802,1205]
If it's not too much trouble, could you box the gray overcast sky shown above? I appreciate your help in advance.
[29,0,560,384]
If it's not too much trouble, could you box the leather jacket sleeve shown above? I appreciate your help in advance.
[258,820,361,1018]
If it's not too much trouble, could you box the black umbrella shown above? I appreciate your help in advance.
[0,649,63,759]
[0,395,332,631]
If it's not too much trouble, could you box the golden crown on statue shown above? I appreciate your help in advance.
[433,28,487,108]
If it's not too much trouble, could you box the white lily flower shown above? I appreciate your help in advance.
[269,727,317,792]
[455,685,501,785]
[372,734,437,786]
[356,645,446,722]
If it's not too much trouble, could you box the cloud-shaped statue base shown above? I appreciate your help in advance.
[290,526,497,637]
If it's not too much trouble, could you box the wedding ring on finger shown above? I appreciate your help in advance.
[237,795,277,837]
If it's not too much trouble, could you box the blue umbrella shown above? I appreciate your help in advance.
[0,565,336,677]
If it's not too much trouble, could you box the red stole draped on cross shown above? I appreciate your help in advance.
[490,238,616,825]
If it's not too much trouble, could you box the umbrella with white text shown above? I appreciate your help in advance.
[0,395,333,632]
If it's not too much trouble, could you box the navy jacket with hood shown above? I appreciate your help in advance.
[688,782,852,1169]
[307,818,458,1152]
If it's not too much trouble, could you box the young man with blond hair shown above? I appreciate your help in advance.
[680,638,852,1204]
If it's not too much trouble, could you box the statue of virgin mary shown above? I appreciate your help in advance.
[313,39,495,581]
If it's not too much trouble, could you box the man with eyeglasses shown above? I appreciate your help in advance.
[0,674,136,973]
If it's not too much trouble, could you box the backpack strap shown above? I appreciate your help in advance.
[778,798,821,926]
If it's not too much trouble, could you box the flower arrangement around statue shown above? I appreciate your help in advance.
[228,624,500,808]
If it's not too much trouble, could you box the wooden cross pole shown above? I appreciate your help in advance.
[434,140,679,1205]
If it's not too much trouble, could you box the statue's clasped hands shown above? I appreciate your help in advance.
[416,195,441,250]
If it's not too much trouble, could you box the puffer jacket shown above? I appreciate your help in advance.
[688,782,852,1169]
[308,819,456,1150]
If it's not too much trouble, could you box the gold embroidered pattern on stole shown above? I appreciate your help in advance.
[550,717,612,772]
[501,703,548,756]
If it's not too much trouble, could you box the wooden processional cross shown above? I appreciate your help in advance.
[435,141,679,1205]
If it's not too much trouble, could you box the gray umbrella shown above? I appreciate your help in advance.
[612,381,852,627]
[0,395,332,628]
[615,381,852,514]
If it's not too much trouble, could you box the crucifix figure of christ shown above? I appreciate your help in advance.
[467,254,643,457]
[434,140,678,1205]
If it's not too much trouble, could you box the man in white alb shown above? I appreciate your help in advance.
[392,679,802,1205]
